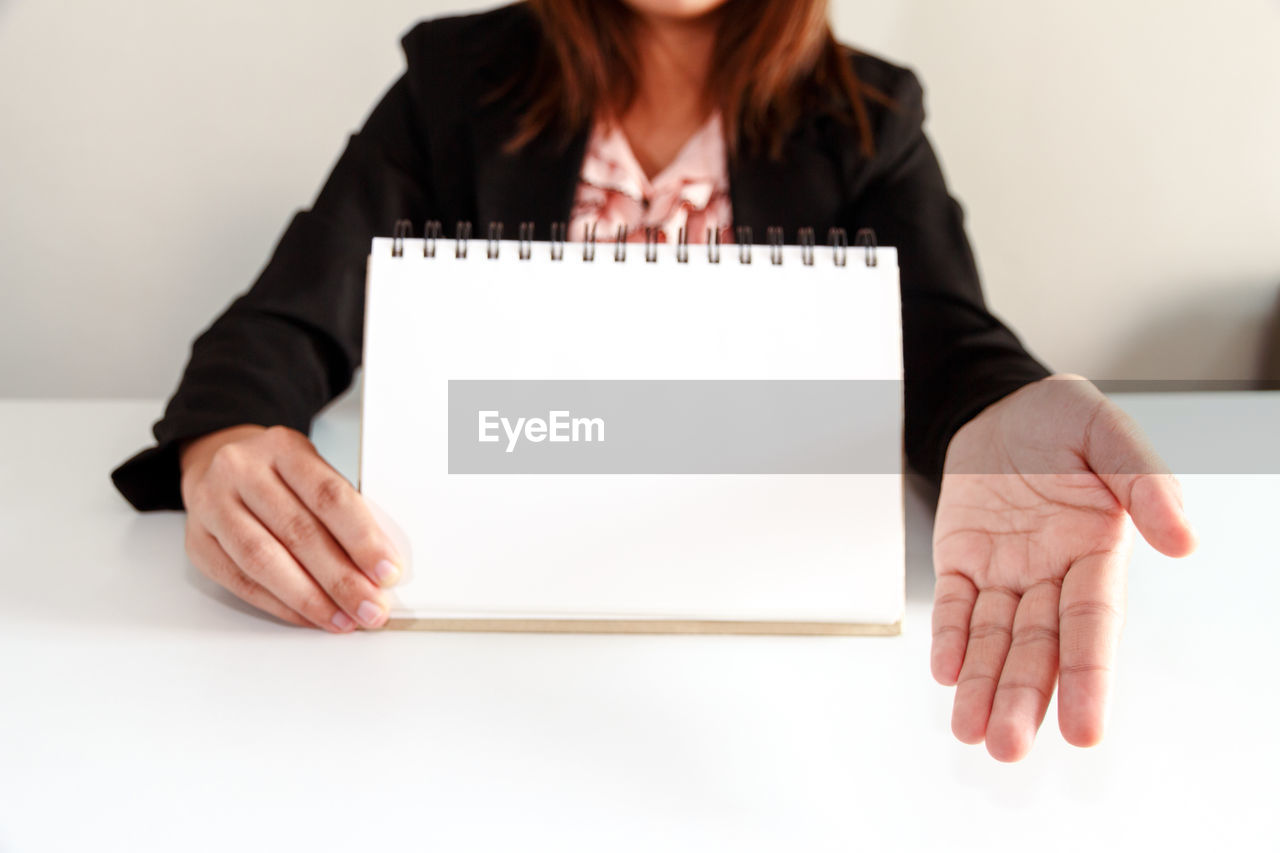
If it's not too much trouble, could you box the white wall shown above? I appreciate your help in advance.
[2,0,1278,397]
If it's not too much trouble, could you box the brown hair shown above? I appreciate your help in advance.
[502,0,896,162]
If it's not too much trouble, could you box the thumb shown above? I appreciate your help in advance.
[1084,401,1198,558]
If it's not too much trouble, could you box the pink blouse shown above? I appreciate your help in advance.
[567,112,732,245]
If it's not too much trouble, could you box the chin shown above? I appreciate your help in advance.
[621,0,733,20]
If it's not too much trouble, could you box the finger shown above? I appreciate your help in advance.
[1125,474,1197,557]
[187,524,323,630]
[1084,402,1197,558]
[985,579,1061,762]
[239,467,390,629]
[951,586,1019,745]
[269,428,404,587]
[931,573,977,685]
[1057,547,1129,748]
[204,497,354,633]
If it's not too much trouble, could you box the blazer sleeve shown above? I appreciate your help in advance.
[110,25,441,511]
[840,65,1052,484]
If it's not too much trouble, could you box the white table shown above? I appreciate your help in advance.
[1,391,1277,852]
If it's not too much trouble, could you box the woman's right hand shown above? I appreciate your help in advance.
[178,424,403,632]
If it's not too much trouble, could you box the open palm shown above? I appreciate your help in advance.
[930,376,1197,761]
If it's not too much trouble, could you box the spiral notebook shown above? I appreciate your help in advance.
[359,222,905,634]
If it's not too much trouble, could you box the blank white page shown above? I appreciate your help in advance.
[360,236,904,629]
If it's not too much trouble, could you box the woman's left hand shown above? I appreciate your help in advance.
[930,375,1197,761]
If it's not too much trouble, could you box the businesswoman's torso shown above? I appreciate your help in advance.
[109,1,1049,510]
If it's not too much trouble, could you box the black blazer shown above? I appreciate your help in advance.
[111,2,1049,510]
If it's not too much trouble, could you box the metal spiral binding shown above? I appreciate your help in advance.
[389,220,877,267]
[767,227,784,266]
[391,219,412,257]
[424,220,441,257]
[486,222,503,259]
[828,227,848,267]
[549,222,566,261]
[736,226,752,264]
[518,222,534,260]
[455,220,472,259]
[798,227,815,266]
[676,227,689,263]
[614,225,628,261]
[643,227,659,263]
[855,228,878,268]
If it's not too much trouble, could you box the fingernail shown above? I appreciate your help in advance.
[356,600,385,628]
[331,611,356,632]
[373,559,401,587]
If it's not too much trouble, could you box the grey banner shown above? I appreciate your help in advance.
[445,379,1280,475]
[448,380,903,475]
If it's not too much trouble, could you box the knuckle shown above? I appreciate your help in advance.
[1001,680,1053,704]
[294,590,335,624]
[931,624,967,641]
[184,486,210,515]
[1060,599,1122,624]
[933,593,973,611]
[234,534,278,577]
[986,586,1020,604]
[274,510,319,552]
[312,476,349,514]
[1010,625,1059,649]
[279,610,312,629]
[1059,661,1112,677]
[968,622,1012,643]
[209,442,246,472]
[264,425,301,449]
[957,672,998,689]
[349,530,385,562]
[329,571,373,606]
[224,569,260,602]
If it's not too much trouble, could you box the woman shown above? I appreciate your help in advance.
[111,0,1195,761]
